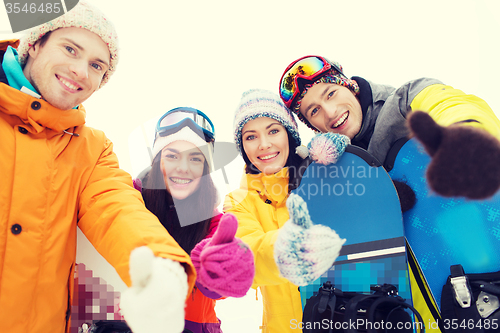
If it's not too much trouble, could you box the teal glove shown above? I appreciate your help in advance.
[274,194,345,286]
[307,132,350,165]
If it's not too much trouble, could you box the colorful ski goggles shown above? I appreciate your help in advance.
[155,107,215,143]
[279,55,345,108]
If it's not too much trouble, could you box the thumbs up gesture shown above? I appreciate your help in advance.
[120,246,188,333]
[190,213,255,298]
[274,194,346,286]
[408,111,500,199]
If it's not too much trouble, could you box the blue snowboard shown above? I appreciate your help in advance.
[292,145,412,309]
[389,138,500,309]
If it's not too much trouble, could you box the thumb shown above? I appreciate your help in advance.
[286,194,312,229]
[408,111,443,156]
[210,213,238,245]
[128,246,155,289]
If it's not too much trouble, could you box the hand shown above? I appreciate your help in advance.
[307,132,350,165]
[408,111,500,199]
[120,246,188,333]
[274,194,346,286]
[191,213,254,298]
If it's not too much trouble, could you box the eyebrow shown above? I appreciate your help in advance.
[61,37,110,67]
[304,85,331,118]
[163,148,203,156]
[163,148,179,154]
[242,121,282,136]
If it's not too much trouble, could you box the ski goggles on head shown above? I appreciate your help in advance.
[279,55,346,108]
[155,107,215,143]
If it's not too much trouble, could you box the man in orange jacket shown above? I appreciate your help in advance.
[0,2,195,333]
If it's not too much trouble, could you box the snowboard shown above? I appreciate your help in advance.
[388,138,500,310]
[292,145,412,309]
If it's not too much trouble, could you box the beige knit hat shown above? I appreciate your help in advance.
[17,0,119,88]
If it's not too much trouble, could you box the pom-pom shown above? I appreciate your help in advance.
[307,133,350,165]
[295,145,309,159]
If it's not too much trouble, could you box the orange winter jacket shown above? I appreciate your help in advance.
[0,40,195,333]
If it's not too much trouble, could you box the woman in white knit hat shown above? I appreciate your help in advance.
[223,89,345,333]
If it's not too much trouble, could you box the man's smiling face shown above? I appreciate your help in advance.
[23,27,110,110]
[299,82,363,139]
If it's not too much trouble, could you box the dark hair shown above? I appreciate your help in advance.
[38,31,53,48]
[141,152,218,254]
[241,127,303,192]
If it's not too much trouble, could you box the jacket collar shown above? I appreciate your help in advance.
[3,46,38,95]
[0,40,17,85]
[240,167,289,204]
[0,83,86,133]
[351,76,374,149]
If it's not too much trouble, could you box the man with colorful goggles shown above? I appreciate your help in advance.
[277,54,500,333]
[155,107,215,146]
[278,55,500,179]
[279,55,349,109]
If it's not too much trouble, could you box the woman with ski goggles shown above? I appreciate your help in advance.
[134,107,254,333]
[155,107,215,145]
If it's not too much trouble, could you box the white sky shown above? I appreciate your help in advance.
[1,0,500,331]
[2,0,500,179]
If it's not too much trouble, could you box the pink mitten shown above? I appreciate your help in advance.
[133,178,142,191]
[190,213,254,297]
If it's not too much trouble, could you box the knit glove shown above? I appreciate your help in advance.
[190,213,255,298]
[307,132,351,165]
[274,194,346,286]
[132,178,142,191]
[120,246,188,333]
[408,111,500,199]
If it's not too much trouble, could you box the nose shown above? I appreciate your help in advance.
[176,157,190,173]
[259,136,272,150]
[323,102,338,123]
[70,60,88,79]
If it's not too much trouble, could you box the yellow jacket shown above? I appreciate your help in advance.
[224,168,302,333]
[352,77,500,164]
[0,43,195,332]
[411,83,500,138]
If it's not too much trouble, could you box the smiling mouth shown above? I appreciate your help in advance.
[56,75,82,92]
[259,152,279,161]
[332,111,349,129]
[170,177,192,185]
